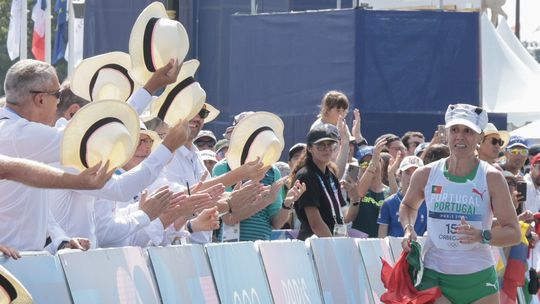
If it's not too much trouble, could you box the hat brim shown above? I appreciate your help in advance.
[140,129,161,152]
[0,265,33,303]
[312,137,338,145]
[72,52,140,102]
[129,2,189,85]
[204,103,220,123]
[398,164,421,173]
[227,112,285,170]
[61,100,140,171]
[445,118,482,134]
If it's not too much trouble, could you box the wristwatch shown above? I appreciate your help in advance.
[481,229,492,244]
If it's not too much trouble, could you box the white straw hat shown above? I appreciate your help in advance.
[483,123,510,149]
[226,112,285,170]
[129,2,189,84]
[61,100,140,171]
[150,59,207,125]
[0,265,33,303]
[139,120,161,152]
[71,52,140,102]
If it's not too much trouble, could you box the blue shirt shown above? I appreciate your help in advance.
[377,191,427,237]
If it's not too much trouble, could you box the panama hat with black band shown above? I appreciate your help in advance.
[226,111,285,170]
[150,59,220,125]
[129,2,189,85]
[71,51,139,102]
[0,265,33,303]
[61,100,140,171]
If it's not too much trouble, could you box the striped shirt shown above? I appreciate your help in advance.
[213,160,283,241]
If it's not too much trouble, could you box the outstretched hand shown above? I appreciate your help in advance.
[72,161,115,190]
[162,119,190,152]
[143,58,181,94]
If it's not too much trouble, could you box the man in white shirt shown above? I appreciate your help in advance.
[49,62,190,248]
[0,153,112,260]
[162,105,269,244]
[94,130,221,248]
[0,59,183,252]
[524,154,540,214]
[0,59,87,252]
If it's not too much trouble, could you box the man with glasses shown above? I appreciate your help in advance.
[193,130,217,151]
[0,59,184,253]
[523,154,540,214]
[502,136,529,176]
[477,123,509,166]
[161,107,267,244]
[523,154,540,272]
[401,131,425,157]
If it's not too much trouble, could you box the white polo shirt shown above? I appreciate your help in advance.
[49,143,173,248]
[0,107,68,251]
[163,145,211,244]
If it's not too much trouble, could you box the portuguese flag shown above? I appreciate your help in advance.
[431,185,442,194]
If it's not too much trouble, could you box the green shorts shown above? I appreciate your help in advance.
[417,266,498,304]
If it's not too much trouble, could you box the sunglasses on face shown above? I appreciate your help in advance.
[31,89,62,103]
[138,138,154,147]
[314,142,338,151]
[508,148,528,156]
[485,137,504,146]
[198,108,210,119]
[194,139,215,148]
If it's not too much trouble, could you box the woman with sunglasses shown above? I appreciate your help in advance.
[291,125,378,240]
[290,126,345,240]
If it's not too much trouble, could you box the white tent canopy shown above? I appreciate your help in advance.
[481,14,540,114]
[510,118,540,140]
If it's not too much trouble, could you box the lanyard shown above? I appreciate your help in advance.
[316,173,343,224]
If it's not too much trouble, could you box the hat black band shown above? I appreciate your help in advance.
[0,273,17,301]
[80,117,123,168]
[157,76,195,121]
[240,126,272,166]
[88,64,135,101]
[143,17,160,72]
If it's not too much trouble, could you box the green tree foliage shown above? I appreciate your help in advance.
[0,0,67,96]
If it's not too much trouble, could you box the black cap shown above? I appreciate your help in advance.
[288,143,306,160]
[529,144,540,157]
[307,125,339,146]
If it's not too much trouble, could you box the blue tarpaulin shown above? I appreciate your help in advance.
[83,2,504,160]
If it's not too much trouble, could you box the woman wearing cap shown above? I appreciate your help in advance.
[291,125,375,240]
[291,126,347,240]
[400,104,520,304]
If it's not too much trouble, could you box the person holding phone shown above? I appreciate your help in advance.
[399,104,520,304]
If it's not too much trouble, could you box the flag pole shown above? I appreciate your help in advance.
[20,0,27,60]
[68,0,74,77]
[45,0,51,63]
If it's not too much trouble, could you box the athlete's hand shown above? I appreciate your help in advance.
[456,216,482,244]
[401,225,417,252]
